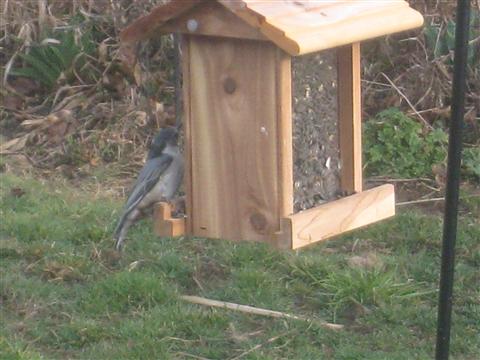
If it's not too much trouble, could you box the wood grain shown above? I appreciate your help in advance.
[181,35,194,234]
[186,37,290,243]
[222,0,424,55]
[122,0,423,55]
[337,43,362,194]
[275,50,293,219]
[153,202,186,237]
[120,0,201,43]
[274,217,293,250]
[287,184,395,249]
[159,1,267,41]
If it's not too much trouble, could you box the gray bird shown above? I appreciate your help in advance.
[114,127,184,250]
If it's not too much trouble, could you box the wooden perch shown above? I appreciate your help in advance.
[153,202,185,237]
[180,295,344,330]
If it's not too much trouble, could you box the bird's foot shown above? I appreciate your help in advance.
[114,237,125,251]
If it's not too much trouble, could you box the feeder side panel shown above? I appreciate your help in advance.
[186,36,290,243]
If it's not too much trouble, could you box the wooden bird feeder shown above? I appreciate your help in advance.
[121,0,423,249]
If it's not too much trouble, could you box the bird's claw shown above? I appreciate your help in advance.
[114,238,124,251]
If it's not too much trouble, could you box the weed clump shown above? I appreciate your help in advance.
[363,108,447,178]
[11,18,96,90]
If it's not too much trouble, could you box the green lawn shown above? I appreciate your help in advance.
[1,173,479,359]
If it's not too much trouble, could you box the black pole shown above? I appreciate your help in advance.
[435,1,470,359]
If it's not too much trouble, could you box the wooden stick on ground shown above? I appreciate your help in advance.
[396,194,480,206]
[396,197,446,206]
[180,295,344,330]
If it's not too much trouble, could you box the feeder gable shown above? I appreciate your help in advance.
[120,0,199,43]
[121,0,423,55]
[159,1,268,42]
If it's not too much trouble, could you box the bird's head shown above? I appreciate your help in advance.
[147,127,178,159]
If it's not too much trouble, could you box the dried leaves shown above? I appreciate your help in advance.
[1,0,176,173]
[1,110,74,153]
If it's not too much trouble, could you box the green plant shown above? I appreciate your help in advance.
[11,25,95,89]
[0,336,43,360]
[318,267,429,317]
[463,146,480,181]
[363,108,448,178]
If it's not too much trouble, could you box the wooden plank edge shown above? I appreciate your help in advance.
[337,42,362,194]
[275,48,293,219]
[219,1,301,56]
[273,217,293,250]
[181,36,194,234]
[289,184,395,249]
[292,7,424,55]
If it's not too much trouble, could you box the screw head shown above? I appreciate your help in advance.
[186,19,198,32]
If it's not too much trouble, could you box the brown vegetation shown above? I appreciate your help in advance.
[1,1,479,183]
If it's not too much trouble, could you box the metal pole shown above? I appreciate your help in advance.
[435,1,470,359]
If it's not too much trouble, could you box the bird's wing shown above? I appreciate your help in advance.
[114,154,173,237]
[124,154,173,212]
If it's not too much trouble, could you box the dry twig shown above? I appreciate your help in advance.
[180,295,343,330]
[396,194,480,206]
[380,72,433,130]
[230,331,291,360]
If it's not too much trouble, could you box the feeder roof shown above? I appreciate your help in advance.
[121,0,424,55]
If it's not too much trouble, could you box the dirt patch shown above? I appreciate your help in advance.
[193,258,230,292]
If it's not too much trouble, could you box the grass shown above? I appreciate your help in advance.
[1,173,479,359]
